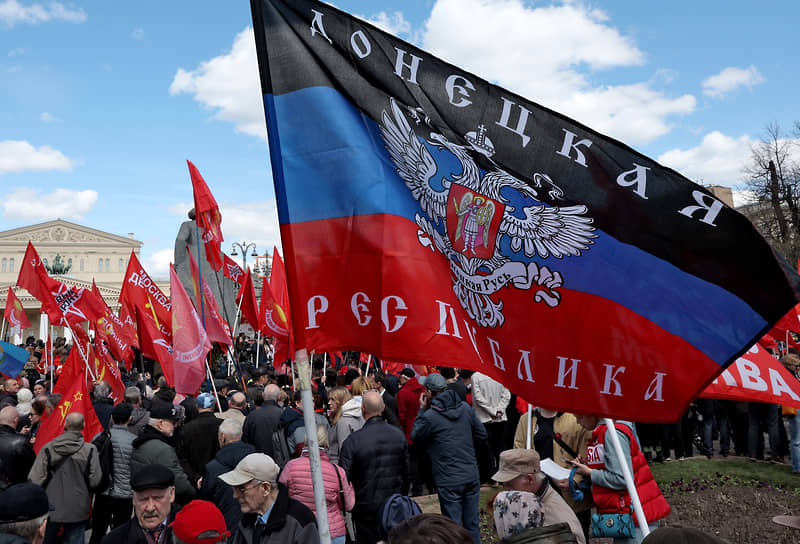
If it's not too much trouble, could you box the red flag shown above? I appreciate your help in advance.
[187,247,232,346]
[223,254,245,285]
[701,343,800,409]
[34,358,103,454]
[170,265,212,396]
[187,160,223,271]
[4,287,31,329]
[135,305,175,386]
[382,360,433,377]
[17,242,106,327]
[120,251,172,360]
[236,271,260,331]
[90,333,125,403]
[91,282,136,368]
[259,277,290,363]
[267,248,294,363]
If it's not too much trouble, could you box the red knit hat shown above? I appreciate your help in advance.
[170,500,230,543]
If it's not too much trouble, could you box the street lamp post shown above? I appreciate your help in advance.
[230,241,259,271]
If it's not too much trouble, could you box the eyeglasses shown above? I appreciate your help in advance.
[233,481,264,494]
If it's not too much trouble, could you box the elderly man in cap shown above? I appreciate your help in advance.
[493,449,585,544]
[177,393,222,488]
[170,500,230,544]
[131,403,195,506]
[102,464,177,544]
[0,482,51,544]
[411,373,487,544]
[220,453,319,544]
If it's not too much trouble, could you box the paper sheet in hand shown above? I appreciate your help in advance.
[540,458,573,480]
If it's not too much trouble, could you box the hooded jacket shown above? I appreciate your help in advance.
[131,425,195,506]
[28,430,101,522]
[397,377,425,443]
[199,439,256,532]
[411,389,487,487]
[328,397,364,465]
[127,405,150,436]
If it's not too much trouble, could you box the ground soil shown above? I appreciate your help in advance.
[417,482,800,543]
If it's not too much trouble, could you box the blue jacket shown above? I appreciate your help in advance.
[411,389,487,487]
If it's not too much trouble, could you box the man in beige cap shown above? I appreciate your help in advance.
[219,453,319,543]
[493,449,585,544]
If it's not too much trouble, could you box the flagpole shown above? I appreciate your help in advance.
[295,348,331,544]
[526,404,533,449]
[0,318,6,343]
[206,362,222,413]
[49,325,53,392]
[603,418,650,537]
[255,331,261,368]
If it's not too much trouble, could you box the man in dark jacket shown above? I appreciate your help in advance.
[199,419,255,532]
[102,464,178,544]
[92,382,114,431]
[130,403,195,506]
[411,373,487,544]
[242,384,283,456]
[0,406,35,489]
[0,482,50,544]
[177,393,222,487]
[220,453,319,544]
[124,386,150,437]
[340,391,408,544]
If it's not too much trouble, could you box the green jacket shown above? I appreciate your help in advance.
[130,425,195,506]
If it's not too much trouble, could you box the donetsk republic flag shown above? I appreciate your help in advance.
[250,0,800,422]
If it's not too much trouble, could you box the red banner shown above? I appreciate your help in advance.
[701,343,800,408]
[135,305,175,386]
[188,160,224,271]
[170,265,212,395]
[223,254,245,285]
[261,247,292,363]
[120,251,172,361]
[90,333,125,404]
[187,247,231,346]
[92,282,136,368]
[236,271,260,331]
[4,286,30,329]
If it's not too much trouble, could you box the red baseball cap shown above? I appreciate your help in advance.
[170,500,230,544]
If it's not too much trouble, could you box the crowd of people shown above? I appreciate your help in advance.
[0,334,797,544]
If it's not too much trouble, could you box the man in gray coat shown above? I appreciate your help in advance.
[29,412,101,544]
[89,403,138,544]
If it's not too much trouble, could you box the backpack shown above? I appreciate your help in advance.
[91,430,114,494]
[378,494,422,541]
[271,426,290,469]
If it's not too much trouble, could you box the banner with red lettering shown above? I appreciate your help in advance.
[701,343,800,408]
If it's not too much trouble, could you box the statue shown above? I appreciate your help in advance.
[45,254,72,276]
[174,209,238,331]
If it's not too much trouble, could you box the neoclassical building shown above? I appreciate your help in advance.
[0,219,146,341]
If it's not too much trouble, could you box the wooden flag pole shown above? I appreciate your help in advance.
[603,418,650,537]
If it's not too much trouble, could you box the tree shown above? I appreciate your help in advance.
[743,122,800,263]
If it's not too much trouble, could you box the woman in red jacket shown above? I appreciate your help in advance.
[568,416,670,543]
[279,424,355,544]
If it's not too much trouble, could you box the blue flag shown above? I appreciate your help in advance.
[0,341,30,379]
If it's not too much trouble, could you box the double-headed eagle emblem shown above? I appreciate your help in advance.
[379,99,597,328]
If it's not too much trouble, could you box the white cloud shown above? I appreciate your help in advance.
[2,187,98,220]
[421,0,695,146]
[356,10,410,36]
[40,111,58,122]
[131,27,144,40]
[657,131,753,186]
[7,47,23,56]
[732,189,757,208]
[168,200,282,265]
[702,65,765,98]
[143,248,173,278]
[0,0,86,26]
[169,28,265,139]
[0,140,74,174]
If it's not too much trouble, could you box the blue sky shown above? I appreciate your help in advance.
[2,0,798,278]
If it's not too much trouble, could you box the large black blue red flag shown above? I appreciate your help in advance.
[249,0,800,421]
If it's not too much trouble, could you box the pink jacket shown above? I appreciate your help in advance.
[279,449,355,538]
